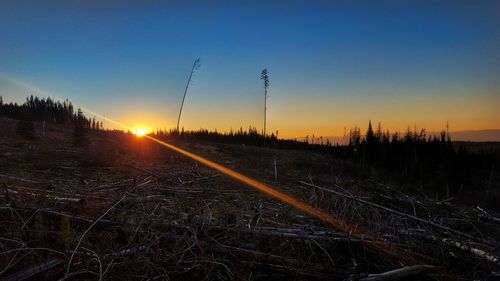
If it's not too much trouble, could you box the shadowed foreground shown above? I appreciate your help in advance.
[1,118,499,280]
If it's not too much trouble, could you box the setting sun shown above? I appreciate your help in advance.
[134,128,148,137]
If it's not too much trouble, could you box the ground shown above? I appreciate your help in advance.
[1,118,499,280]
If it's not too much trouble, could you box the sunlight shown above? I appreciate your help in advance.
[134,128,148,137]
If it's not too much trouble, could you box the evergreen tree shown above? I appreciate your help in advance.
[73,108,87,145]
[366,120,375,144]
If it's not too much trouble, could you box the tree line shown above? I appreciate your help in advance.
[0,95,102,141]
[1,95,497,199]
[153,122,498,199]
[0,95,101,129]
[343,121,498,198]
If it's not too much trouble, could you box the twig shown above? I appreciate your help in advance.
[65,191,129,276]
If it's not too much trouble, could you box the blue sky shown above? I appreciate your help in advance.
[0,0,499,137]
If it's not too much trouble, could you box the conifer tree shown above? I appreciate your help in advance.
[73,108,87,145]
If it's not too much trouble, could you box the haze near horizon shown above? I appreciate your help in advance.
[0,0,499,140]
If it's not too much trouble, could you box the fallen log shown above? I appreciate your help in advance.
[299,181,497,247]
[397,228,500,266]
[442,238,500,265]
[242,226,363,242]
[127,164,163,178]
[123,195,167,203]
[1,258,63,281]
[0,174,39,184]
[476,206,500,224]
[7,189,81,203]
[4,207,143,234]
[356,265,437,281]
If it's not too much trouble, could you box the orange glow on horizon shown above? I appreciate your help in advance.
[134,128,148,137]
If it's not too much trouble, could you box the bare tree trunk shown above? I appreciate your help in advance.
[261,68,269,137]
[264,86,267,136]
[177,58,200,132]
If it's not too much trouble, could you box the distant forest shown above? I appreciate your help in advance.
[0,95,102,143]
[1,95,498,199]
[153,123,498,198]
[0,95,102,130]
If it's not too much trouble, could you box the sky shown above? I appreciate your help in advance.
[0,0,499,139]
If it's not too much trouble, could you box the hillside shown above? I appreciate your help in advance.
[1,118,500,280]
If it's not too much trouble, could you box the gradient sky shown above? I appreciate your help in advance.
[1,0,499,138]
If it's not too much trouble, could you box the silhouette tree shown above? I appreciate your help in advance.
[260,68,269,136]
[73,108,88,145]
[0,95,101,135]
[366,120,375,144]
[177,58,201,132]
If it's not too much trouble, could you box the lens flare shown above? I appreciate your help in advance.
[145,135,347,226]
[0,72,428,264]
[143,135,432,264]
